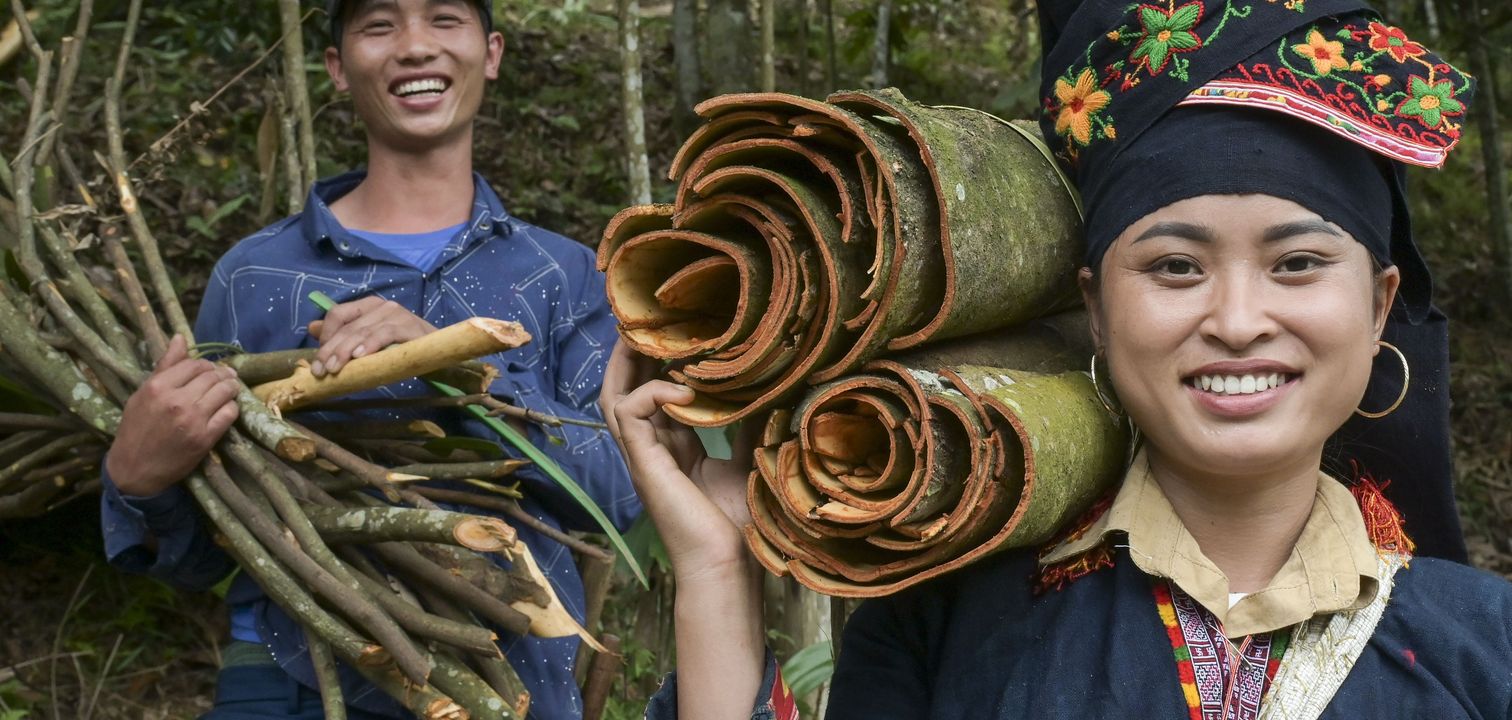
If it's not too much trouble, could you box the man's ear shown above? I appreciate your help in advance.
[483,31,504,80]
[324,46,348,92]
[1078,267,1104,350]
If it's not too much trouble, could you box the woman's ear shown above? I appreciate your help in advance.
[1372,265,1401,342]
[1078,266,1103,350]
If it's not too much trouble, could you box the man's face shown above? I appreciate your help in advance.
[324,0,503,152]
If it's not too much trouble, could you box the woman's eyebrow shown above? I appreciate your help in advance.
[1132,221,1216,244]
[1263,219,1342,242]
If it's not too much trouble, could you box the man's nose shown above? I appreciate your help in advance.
[1198,270,1281,351]
[395,21,442,64]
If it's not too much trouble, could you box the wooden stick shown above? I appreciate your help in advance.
[301,419,447,442]
[254,318,531,412]
[580,634,623,720]
[201,453,433,685]
[388,459,529,482]
[290,421,403,502]
[307,637,348,720]
[410,488,614,563]
[369,542,533,638]
[337,550,504,658]
[304,505,518,552]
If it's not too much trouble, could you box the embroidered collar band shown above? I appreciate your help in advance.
[1040,450,1382,637]
[1037,0,1474,321]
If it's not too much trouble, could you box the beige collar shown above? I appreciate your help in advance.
[1040,450,1382,637]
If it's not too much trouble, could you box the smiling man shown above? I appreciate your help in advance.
[98,1,639,717]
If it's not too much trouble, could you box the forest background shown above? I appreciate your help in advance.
[0,0,1507,718]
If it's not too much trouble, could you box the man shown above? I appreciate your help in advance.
[99,0,640,716]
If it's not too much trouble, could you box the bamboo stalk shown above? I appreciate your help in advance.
[253,318,531,412]
[305,505,518,552]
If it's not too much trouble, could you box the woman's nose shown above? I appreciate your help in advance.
[1198,271,1281,350]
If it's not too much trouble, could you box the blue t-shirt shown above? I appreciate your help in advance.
[348,222,465,273]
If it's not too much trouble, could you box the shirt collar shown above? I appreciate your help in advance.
[299,170,515,261]
[1040,450,1382,637]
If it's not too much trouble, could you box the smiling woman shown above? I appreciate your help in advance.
[604,0,1512,718]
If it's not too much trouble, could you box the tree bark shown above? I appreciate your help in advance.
[618,0,653,205]
[707,0,754,94]
[252,318,530,412]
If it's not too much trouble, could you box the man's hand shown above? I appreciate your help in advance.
[106,335,241,497]
[307,296,438,377]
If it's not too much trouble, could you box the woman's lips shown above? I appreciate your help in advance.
[1184,373,1300,418]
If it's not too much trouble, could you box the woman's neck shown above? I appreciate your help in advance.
[1145,448,1321,593]
[331,130,477,234]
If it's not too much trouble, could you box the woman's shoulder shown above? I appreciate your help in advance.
[1381,557,1512,646]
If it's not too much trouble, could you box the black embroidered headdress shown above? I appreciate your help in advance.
[1037,0,1473,320]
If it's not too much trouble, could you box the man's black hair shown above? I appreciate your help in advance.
[327,0,494,49]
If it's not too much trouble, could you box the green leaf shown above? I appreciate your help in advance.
[1138,6,1171,32]
[782,640,835,699]
[423,436,506,460]
[205,193,252,226]
[307,290,648,587]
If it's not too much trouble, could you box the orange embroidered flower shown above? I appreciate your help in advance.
[1367,21,1426,63]
[1054,69,1112,146]
[1292,29,1349,75]
[1373,74,1392,87]
[1104,125,1117,139]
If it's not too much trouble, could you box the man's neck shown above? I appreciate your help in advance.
[1146,448,1321,593]
[330,132,477,234]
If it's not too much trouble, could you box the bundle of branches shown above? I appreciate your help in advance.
[0,3,618,717]
[597,89,1083,427]
[744,312,1130,597]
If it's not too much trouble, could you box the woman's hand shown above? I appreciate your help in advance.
[600,340,768,719]
[599,341,755,582]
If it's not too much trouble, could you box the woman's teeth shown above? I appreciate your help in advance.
[395,78,447,97]
[1192,373,1290,395]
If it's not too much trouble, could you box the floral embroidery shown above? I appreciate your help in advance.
[1367,21,1425,63]
[1291,28,1348,75]
[1133,2,1205,74]
[1396,75,1464,128]
[1053,68,1114,146]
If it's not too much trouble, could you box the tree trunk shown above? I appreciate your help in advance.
[870,0,892,88]
[1422,0,1440,42]
[706,0,753,94]
[277,0,317,194]
[673,0,703,135]
[618,0,653,205]
[822,0,836,92]
[1469,0,1511,303]
[795,0,810,96]
[760,0,775,92]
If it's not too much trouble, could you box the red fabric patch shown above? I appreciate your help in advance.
[770,666,799,720]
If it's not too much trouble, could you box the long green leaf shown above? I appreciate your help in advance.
[306,291,647,587]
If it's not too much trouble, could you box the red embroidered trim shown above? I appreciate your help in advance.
[1180,79,1452,166]
[769,665,799,720]
[1032,494,1117,594]
[1153,581,1204,720]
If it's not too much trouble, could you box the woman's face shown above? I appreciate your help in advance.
[1084,194,1399,482]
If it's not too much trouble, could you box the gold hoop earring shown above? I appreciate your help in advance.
[1090,353,1123,418]
[1355,340,1410,419]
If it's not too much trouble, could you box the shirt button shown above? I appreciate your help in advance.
[339,241,351,251]
[480,223,491,231]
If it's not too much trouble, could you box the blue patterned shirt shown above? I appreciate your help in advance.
[100,171,640,718]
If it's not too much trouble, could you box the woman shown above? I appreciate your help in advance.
[601,2,1512,717]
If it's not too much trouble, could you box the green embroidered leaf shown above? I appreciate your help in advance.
[1168,2,1202,30]
[1167,31,1201,50]
[1138,6,1171,32]
[1141,40,1170,72]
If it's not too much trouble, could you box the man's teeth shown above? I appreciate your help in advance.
[396,78,447,97]
[1193,373,1289,395]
